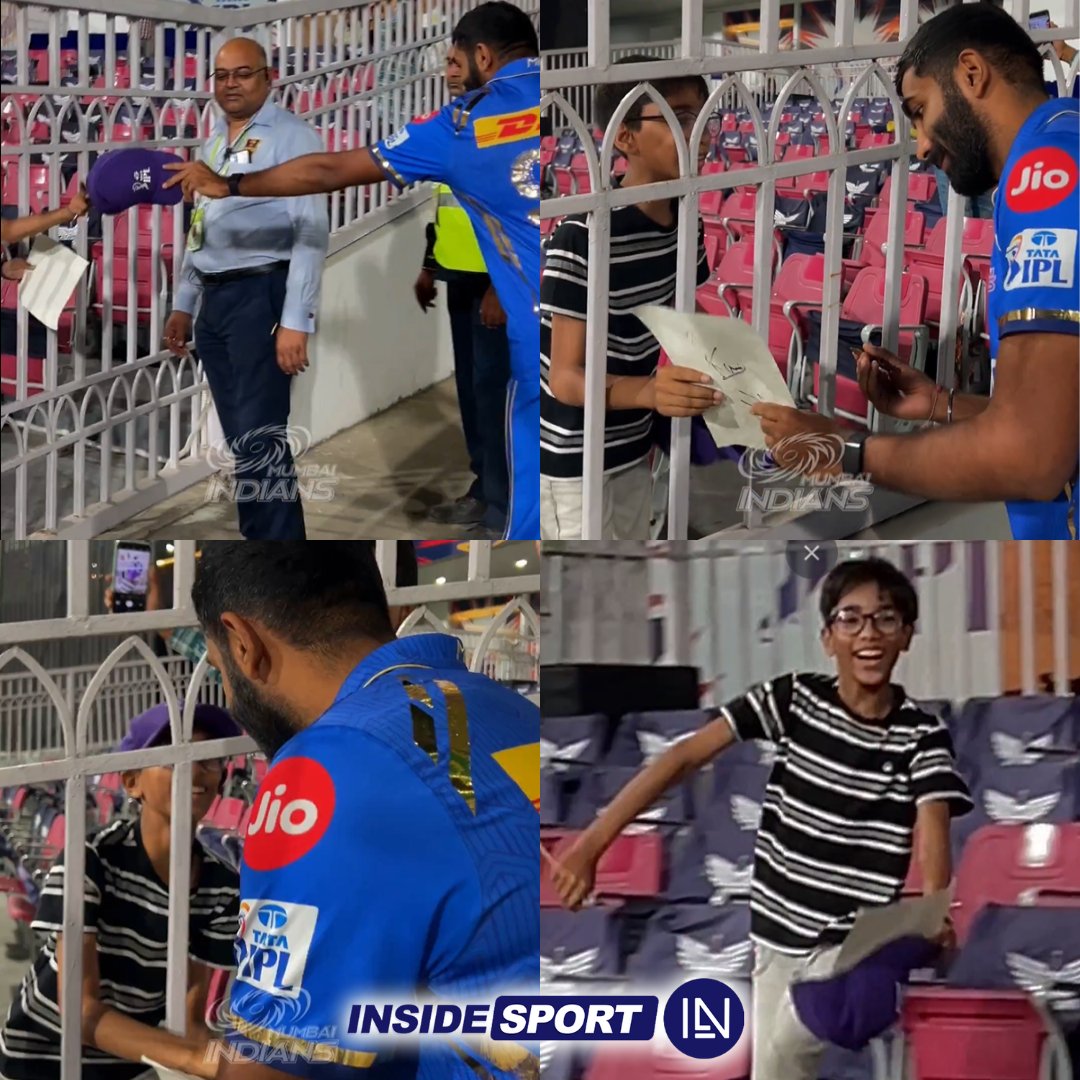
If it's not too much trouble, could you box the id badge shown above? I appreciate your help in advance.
[187,205,205,252]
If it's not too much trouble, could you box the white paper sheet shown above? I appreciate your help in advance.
[18,234,89,331]
[633,305,795,449]
[833,886,954,974]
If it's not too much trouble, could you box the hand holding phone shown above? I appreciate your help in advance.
[111,542,152,613]
[1029,10,1051,30]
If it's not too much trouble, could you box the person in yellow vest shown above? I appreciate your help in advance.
[413,45,510,536]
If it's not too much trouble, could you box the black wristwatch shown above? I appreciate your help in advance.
[840,430,869,477]
[227,174,243,198]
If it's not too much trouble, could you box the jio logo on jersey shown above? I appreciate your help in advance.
[244,756,336,871]
[236,899,319,1000]
[1005,147,1077,213]
[1003,228,1077,292]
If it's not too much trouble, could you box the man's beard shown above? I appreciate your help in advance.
[462,52,485,91]
[933,81,998,198]
[221,653,301,760]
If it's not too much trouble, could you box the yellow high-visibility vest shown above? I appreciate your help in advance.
[432,183,486,273]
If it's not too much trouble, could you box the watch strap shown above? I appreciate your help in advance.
[227,174,243,198]
[841,430,869,477]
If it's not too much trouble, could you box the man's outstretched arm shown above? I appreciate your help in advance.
[164,149,388,200]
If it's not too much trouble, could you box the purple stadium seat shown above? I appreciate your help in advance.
[608,710,707,769]
[952,762,1080,856]
[952,695,1080,782]
[626,901,752,982]
[665,823,755,904]
[542,713,608,772]
[566,766,694,831]
[540,906,623,985]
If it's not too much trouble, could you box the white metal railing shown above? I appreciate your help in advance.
[0,0,539,540]
[540,0,1080,540]
[0,652,226,764]
[542,539,1077,702]
[0,539,539,1080]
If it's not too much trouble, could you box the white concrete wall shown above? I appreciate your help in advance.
[292,200,455,445]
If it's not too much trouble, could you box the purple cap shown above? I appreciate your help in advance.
[87,148,186,215]
[117,703,240,753]
[790,935,940,1050]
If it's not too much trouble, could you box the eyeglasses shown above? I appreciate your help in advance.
[828,608,906,637]
[635,111,705,135]
[211,66,269,85]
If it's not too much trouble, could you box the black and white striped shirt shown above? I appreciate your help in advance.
[0,818,239,1080]
[719,672,973,956]
[540,205,709,479]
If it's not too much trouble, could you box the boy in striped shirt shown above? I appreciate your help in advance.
[552,556,972,1080]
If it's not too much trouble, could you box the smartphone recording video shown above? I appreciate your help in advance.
[111,542,152,613]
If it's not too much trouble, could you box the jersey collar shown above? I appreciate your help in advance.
[333,633,467,704]
[487,56,539,86]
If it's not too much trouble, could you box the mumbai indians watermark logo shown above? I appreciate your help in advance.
[736,434,870,513]
[205,425,339,503]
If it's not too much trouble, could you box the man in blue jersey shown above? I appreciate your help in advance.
[188,542,539,1079]
[750,3,1078,539]
[165,3,540,543]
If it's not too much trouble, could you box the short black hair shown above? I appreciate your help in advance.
[594,55,710,134]
[192,542,394,653]
[452,2,538,59]
[895,2,1046,104]
[819,557,919,627]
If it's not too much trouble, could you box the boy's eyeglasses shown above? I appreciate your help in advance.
[828,608,905,637]
[635,111,705,135]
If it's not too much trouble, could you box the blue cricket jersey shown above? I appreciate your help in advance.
[990,97,1079,539]
[371,57,540,541]
[226,634,539,1079]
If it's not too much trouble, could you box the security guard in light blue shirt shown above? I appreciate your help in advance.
[164,3,540,542]
[164,37,329,542]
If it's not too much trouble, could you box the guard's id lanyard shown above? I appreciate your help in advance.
[187,121,255,252]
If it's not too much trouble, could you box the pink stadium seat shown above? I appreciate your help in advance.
[540,830,662,906]
[205,796,247,832]
[856,207,927,268]
[585,1043,751,1080]
[899,824,1080,1080]
[738,252,826,386]
[569,153,591,194]
[803,266,929,424]
[901,990,1050,1080]
[951,823,1080,944]
[697,239,758,317]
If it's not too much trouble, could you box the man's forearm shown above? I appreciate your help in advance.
[929,389,990,424]
[863,405,1057,502]
[236,149,383,197]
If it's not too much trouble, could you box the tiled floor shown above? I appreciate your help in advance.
[103,378,480,540]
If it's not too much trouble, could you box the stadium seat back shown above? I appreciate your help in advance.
[952,822,1080,943]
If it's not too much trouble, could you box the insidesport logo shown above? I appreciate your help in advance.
[347,980,748,1060]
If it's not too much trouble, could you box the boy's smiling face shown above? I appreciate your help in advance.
[821,580,914,694]
[616,83,710,182]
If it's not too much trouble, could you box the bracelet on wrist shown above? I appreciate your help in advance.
[926,384,941,427]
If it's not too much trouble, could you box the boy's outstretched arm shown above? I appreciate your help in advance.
[551,714,736,910]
